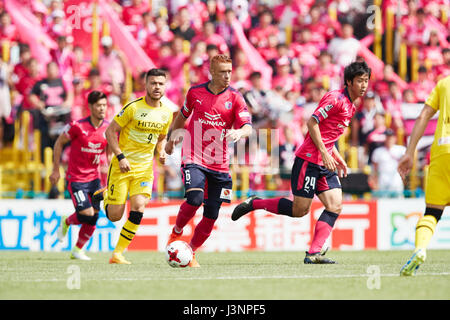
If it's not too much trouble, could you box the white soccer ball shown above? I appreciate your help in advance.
[165,240,193,268]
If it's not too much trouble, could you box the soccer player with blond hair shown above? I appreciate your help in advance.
[165,54,252,267]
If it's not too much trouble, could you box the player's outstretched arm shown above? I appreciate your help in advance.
[225,124,252,143]
[165,112,187,155]
[398,104,436,179]
[49,132,71,185]
[156,134,168,165]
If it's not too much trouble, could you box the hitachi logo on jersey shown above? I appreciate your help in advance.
[137,120,164,129]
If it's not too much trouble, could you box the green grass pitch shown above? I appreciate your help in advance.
[1,250,449,300]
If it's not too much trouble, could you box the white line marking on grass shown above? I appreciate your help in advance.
[9,272,450,282]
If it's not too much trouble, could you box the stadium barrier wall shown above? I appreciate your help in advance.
[0,199,449,252]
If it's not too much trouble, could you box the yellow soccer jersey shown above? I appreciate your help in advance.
[114,97,173,164]
[425,76,450,161]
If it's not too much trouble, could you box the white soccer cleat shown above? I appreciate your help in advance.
[70,247,91,261]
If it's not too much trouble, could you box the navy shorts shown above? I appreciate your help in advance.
[291,157,341,198]
[182,164,233,204]
[68,178,102,212]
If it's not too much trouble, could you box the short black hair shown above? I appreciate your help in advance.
[344,61,371,86]
[87,91,107,105]
[145,68,167,81]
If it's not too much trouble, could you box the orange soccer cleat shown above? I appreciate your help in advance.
[166,227,183,246]
[188,253,200,268]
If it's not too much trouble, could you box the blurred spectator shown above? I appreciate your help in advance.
[243,71,274,129]
[122,0,150,37]
[402,88,417,103]
[15,58,41,112]
[0,55,12,148]
[365,112,388,165]
[98,36,127,88]
[273,0,308,30]
[185,0,210,33]
[258,33,280,62]
[371,129,406,197]
[381,81,405,132]
[434,48,450,80]
[72,46,91,81]
[50,35,75,91]
[249,10,279,49]
[304,4,336,50]
[188,40,208,85]
[403,8,430,49]
[272,56,301,96]
[420,30,444,67]
[231,65,251,91]
[191,21,229,54]
[311,50,342,91]
[12,44,32,84]
[136,11,155,46]
[159,35,188,105]
[279,124,299,175]
[143,15,174,61]
[170,6,196,41]
[29,61,69,157]
[0,11,19,43]
[408,66,436,103]
[290,28,320,76]
[327,22,360,68]
[47,9,72,40]
[351,91,383,146]
[372,64,396,100]
[216,8,238,50]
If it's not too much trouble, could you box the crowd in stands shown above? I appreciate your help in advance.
[0,0,449,198]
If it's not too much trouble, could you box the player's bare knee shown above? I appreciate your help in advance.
[325,203,342,214]
[106,205,125,222]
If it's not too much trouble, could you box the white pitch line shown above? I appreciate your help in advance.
[7,272,450,282]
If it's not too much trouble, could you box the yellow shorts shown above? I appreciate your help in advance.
[425,153,450,206]
[104,158,154,206]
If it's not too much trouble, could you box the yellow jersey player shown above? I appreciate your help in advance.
[398,75,450,276]
[100,68,173,264]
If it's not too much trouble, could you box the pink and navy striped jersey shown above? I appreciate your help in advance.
[180,82,252,173]
[295,88,356,166]
[64,117,109,182]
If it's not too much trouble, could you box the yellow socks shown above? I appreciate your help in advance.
[415,214,437,252]
[113,211,143,254]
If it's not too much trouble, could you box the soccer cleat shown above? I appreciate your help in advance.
[92,187,107,208]
[109,252,131,265]
[231,195,261,221]
[70,247,91,261]
[57,215,69,242]
[167,227,183,246]
[188,253,200,268]
[400,249,426,276]
[304,250,337,264]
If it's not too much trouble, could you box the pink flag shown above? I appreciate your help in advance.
[99,0,155,76]
[231,18,272,90]
[5,0,57,66]
[358,45,408,90]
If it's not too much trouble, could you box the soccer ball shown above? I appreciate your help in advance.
[165,240,193,268]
